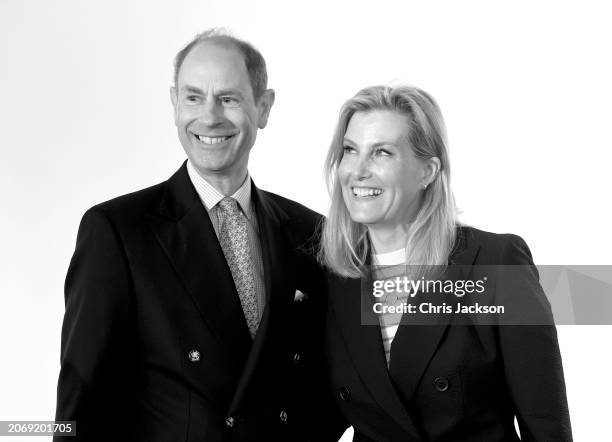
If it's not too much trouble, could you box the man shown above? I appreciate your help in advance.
[55,29,342,441]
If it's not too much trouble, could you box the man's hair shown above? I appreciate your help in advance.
[319,85,458,278]
[173,28,268,100]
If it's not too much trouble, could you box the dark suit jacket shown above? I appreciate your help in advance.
[55,162,342,441]
[326,226,572,441]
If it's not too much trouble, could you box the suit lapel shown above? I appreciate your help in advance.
[145,163,252,368]
[388,227,482,401]
[227,183,293,415]
[329,274,423,439]
[330,227,482,438]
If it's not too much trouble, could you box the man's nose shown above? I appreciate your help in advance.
[198,99,223,126]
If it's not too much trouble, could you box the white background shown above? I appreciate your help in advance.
[1,0,610,440]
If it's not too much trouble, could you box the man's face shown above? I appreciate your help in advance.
[171,42,273,185]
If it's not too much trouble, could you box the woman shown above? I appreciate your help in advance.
[320,85,572,441]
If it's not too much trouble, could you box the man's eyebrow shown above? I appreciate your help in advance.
[215,88,245,98]
[180,86,245,98]
[181,85,204,94]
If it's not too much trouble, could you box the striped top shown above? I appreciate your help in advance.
[372,248,408,366]
[186,160,266,322]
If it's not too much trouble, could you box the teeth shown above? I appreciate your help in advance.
[352,187,383,197]
[197,135,231,145]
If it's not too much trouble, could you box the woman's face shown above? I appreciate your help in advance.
[338,110,428,228]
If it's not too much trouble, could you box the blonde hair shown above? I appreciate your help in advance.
[320,85,457,277]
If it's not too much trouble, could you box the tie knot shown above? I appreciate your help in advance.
[218,197,241,215]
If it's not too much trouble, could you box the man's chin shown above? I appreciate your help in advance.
[190,152,232,172]
[191,163,229,176]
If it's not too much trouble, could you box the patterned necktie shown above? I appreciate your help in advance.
[217,197,259,338]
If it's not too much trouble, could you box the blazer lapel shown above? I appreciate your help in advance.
[388,226,482,401]
[145,163,252,368]
[329,273,423,440]
[227,183,293,415]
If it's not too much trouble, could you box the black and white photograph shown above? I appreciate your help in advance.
[1,1,611,440]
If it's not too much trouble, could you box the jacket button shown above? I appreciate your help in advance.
[188,349,200,362]
[339,387,351,401]
[225,417,235,428]
[434,377,449,392]
[279,410,288,423]
[292,353,302,364]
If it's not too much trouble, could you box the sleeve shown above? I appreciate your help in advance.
[497,235,573,441]
[292,219,350,441]
[54,208,138,441]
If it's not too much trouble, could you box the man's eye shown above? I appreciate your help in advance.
[185,95,200,103]
[220,96,240,107]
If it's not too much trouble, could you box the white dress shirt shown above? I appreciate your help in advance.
[186,160,266,321]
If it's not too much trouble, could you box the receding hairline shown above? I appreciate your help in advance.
[185,36,246,58]
[173,31,268,100]
[175,39,247,78]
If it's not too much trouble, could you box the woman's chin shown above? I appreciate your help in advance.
[348,212,382,226]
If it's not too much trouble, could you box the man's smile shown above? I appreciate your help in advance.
[195,134,236,145]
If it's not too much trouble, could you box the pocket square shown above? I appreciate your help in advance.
[294,289,309,302]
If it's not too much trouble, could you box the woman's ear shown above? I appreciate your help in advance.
[422,156,441,188]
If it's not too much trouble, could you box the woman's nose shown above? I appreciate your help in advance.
[353,156,372,180]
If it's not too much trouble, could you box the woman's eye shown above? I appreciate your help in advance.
[375,148,391,157]
[343,146,356,154]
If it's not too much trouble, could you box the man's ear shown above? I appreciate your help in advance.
[169,86,178,123]
[256,89,275,129]
[422,156,441,187]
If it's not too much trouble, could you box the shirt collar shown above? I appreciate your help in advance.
[186,160,253,217]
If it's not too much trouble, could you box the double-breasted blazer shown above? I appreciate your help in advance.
[326,226,572,441]
[55,162,343,441]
